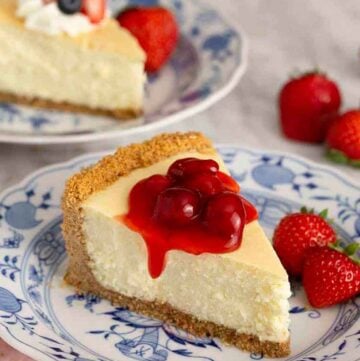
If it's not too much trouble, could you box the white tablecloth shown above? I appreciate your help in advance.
[0,0,359,359]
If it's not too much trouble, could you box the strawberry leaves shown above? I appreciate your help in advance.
[326,148,360,168]
[329,241,360,266]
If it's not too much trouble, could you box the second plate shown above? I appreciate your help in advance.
[0,0,247,144]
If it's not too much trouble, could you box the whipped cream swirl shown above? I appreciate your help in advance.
[17,0,105,36]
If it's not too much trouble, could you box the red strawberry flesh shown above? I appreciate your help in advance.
[117,7,179,73]
[273,211,336,276]
[326,110,360,162]
[279,73,341,143]
[82,0,106,24]
[303,247,360,308]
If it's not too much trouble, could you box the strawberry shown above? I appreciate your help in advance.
[279,72,341,143]
[326,110,360,167]
[82,0,106,24]
[303,244,360,308]
[117,7,179,73]
[273,208,336,276]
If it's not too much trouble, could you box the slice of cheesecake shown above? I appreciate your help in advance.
[0,0,145,119]
[62,132,291,357]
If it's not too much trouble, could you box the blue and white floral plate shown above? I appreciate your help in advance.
[0,146,359,361]
[0,0,246,145]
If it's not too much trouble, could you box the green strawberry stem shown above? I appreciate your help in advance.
[318,209,329,219]
[300,207,329,220]
[326,148,360,168]
[329,241,360,266]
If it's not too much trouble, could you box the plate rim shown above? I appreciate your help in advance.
[0,145,358,361]
[0,6,248,145]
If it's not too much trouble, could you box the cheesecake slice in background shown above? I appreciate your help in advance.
[0,0,146,119]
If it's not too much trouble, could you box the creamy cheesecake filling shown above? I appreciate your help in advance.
[0,23,144,111]
[82,152,291,343]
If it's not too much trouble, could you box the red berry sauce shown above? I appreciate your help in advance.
[118,158,258,278]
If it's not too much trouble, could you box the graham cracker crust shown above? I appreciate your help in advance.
[0,91,142,120]
[62,132,290,358]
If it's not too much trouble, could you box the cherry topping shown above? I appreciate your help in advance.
[154,187,201,226]
[129,174,171,215]
[142,174,172,195]
[121,157,258,279]
[168,158,219,180]
[217,172,240,193]
[57,0,82,15]
[242,196,258,223]
[183,173,223,196]
[203,192,246,244]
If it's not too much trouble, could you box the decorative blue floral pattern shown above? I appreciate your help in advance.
[0,104,55,130]
[0,147,359,361]
[0,0,245,144]
[87,308,219,361]
[66,294,102,313]
[0,255,21,282]
[202,30,236,61]
[0,287,37,333]
[310,195,360,242]
[0,188,54,230]
[27,221,65,307]
[250,156,320,194]
[0,228,24,249]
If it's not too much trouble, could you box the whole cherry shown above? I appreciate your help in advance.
[142,174,172,195]
[167,158,219,180]
[154,187,201,226]
[129,174,172,215]
[203,191,246,245]
[183,173,223,196]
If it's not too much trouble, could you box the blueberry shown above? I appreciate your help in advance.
[57,0,82,15]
